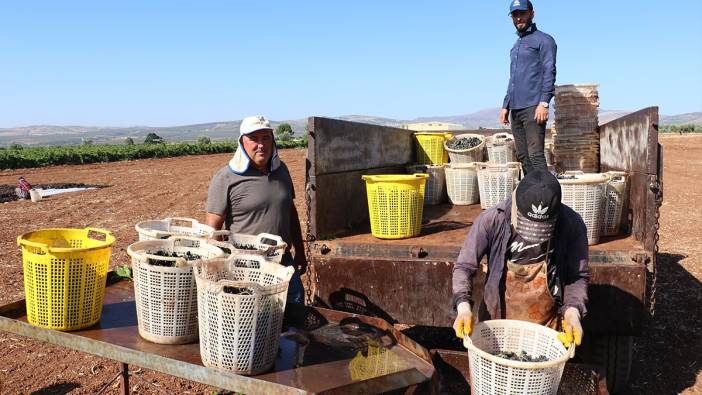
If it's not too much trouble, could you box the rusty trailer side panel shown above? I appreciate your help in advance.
[599,106,661,251]
[311,252,645,335]
[306,109,660,336]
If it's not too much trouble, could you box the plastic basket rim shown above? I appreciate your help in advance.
[406,164,445,171]
[413,132,454,137]
[444,133,486,153]
[476,161,521,170]
[463,319,573,369]
[362,174,429,183]
[557,173,610,185]
[445,162,480,170]
[127,238,225,268]
[17,227,116,253]
[193,255,294,292]
[134,217,215,238]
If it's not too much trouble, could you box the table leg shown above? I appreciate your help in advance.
[119,363,129,395]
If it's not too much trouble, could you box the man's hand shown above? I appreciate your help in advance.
[557,307,583,348]
[534,105,549,125]
[453,302,473,339]
[499,109,510,125]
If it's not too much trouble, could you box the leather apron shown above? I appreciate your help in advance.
[504,192,558,328]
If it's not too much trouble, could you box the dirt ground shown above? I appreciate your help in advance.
[0,136,700,394]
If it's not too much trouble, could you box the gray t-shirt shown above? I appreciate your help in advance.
[206,162,295,247]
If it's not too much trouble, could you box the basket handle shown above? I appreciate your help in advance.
[16,236,49,254]
[562,170,584,176]
[209,230,231,242]
[167,235,205,248]
[605,171,627,182]
[84,227,114,242]
[165,217,196,228]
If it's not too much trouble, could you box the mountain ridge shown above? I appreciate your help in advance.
[2,110,700,147]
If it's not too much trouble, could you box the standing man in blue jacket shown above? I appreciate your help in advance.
[499,0,557,174]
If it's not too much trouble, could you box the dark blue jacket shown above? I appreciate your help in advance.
[502,24,557,110]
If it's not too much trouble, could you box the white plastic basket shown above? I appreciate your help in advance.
[126,236,225,344]
[207,232,287,263]
[477,162,522,209]
[545,142,555,166]
[601,171,628,236]
[558,172,609,245]
[445,163,480,205]
[135,217,216,241]
[194,255,294,375]
[406,165,446,205]
[464,320,573,395]
[487,133,516,164]
[444,133,486,163]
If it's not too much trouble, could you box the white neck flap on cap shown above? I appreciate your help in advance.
[228,136,281,174]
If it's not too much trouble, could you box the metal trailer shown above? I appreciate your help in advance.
[0,273,436,395]
[303,107,663,393]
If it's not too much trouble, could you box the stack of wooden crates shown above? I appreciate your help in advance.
[552,84,600,172]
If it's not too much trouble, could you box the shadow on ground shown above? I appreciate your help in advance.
[626,252,701,394]
[30,381,81,395]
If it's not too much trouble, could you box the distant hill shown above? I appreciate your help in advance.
[1,110,699,147]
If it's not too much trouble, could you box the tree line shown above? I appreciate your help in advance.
[0,124,307,170]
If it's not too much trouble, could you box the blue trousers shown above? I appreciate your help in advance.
[282,254,304,305]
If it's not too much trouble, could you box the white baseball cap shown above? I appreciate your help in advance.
[240,115,273,136]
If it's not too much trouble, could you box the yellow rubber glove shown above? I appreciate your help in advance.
[557,307,583,348]
[453,302,473,339]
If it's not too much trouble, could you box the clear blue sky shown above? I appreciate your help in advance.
[1,1,701,127]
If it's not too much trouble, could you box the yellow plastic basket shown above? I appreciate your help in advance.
[414,132,453,165]
[17,228,116,331]
[361,174,428,239]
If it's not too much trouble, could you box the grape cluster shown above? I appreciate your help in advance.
[148,250,202,267]
[447,136,482,150]
[492,350,549,362]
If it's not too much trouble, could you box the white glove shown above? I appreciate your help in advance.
[558,307,583,347]
[453,302,473,339]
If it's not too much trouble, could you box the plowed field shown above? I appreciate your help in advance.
[0,136,700,394]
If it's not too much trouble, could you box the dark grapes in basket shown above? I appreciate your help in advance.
[492,350,549,362]
[447,136,482,150]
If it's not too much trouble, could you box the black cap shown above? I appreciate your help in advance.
[515,169,561,222]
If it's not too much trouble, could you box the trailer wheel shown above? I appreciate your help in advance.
[579,335,633,394]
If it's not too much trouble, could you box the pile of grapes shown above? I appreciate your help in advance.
[447,136,482,150]
[492,350,549,363]
[231,242,258,250]
[148,250,202,267]
[223,286,254,295]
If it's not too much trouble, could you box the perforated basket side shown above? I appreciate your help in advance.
[560,183,606,245]
[445,164,480,205]
[601,173,628,236]
[465,320,570,395]
[194,257,293,375]
[18,228,114,331]
[487,134,516,164]
[407,165,446,205]
[127,237,225,344]
[363,175,427,239]
[414,133,451,165]
[477,163,521,209]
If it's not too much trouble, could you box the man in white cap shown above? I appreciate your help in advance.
[206,115,306,304]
